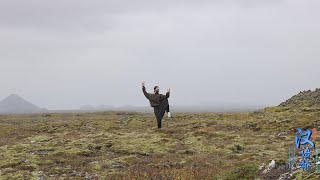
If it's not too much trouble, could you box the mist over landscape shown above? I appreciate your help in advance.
[1,0,320,111]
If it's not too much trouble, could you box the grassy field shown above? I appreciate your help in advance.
[0,107,320,179]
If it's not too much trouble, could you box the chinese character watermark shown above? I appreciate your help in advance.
[289,128,318,174]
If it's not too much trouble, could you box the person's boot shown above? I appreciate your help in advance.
[167,112,174,118]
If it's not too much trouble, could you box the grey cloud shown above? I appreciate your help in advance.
[0,0,319,109]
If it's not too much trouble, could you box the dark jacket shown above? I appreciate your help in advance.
[142,86,170,107]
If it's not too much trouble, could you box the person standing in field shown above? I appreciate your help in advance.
[142,81,172,129]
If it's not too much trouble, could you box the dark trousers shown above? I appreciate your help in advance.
[153,98,170,129]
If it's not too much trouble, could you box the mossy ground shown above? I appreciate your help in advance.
[0,109,320,179]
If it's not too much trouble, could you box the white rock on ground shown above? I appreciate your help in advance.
[262,160,276,174]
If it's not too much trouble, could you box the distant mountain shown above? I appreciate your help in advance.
[80,105,96,111]
[279,88,320,109]
[0,94,47,114]
[96,105,113,110]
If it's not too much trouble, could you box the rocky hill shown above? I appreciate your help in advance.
[0,94,47,114]
[279,88,320,109]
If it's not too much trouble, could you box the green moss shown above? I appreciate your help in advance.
[181,133,217,153]
[110,132,177,155]
[224,164,259,179]
[0,110,317,179]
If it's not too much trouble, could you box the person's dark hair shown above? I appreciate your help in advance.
[154,86,159,93]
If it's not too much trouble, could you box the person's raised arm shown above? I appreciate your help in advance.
[166,88,170,98]
[142,81,150,99]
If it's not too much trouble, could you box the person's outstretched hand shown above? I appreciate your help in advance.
[142,81,145,87]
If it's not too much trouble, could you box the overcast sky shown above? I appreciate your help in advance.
[0,0,319,110]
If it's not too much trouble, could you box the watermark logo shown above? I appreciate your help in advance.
[288,128,318,174]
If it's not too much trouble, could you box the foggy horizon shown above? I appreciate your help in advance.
[1,0,319,110]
